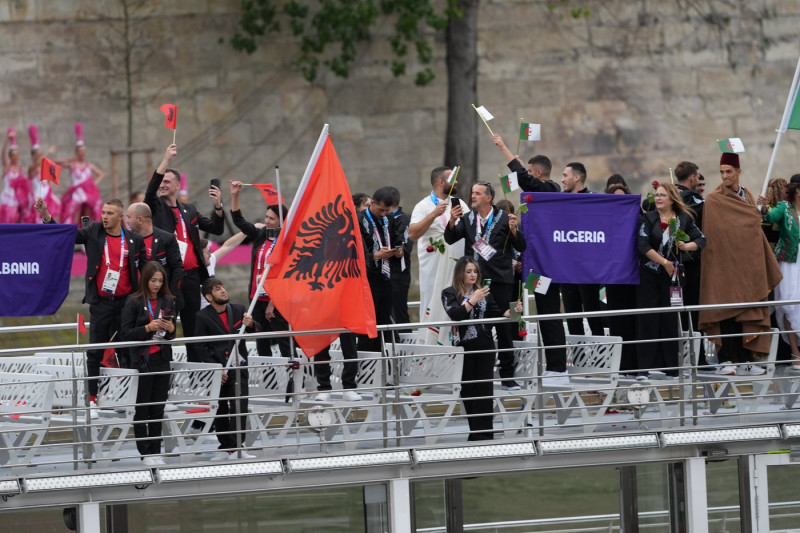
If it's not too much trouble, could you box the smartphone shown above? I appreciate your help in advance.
[210,178,221,189]
[450,196,460,209]
[80,216,90,228]
[484,278,492,288]
[162,315,173,321]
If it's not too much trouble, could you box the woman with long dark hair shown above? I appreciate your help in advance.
[636,182,705,378]
[121,261,177,465]
[442,257,521,441]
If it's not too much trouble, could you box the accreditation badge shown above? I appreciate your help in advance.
[472,238,496,261]
[101,269,121,294]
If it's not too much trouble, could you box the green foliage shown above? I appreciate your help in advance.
[547,0,591,19]
[232,0,460,86]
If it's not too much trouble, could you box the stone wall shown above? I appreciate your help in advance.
[2,0,800,325]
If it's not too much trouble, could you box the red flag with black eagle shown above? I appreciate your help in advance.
[264,125,376,357]
[251,183,285,206]
[41,157,61,185]
[160,104,177,129]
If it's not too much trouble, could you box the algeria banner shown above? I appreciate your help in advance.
[520,192,640,284]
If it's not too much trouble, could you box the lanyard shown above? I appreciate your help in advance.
[146,299,160,321]
[172,206,188,241]
[476,210,495,239]
[256,238,277,276]
[364,209,391,248]
[104,229,126,268]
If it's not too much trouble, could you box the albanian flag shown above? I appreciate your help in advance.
[251,183,285,206]
[160,104,178,129]
[41,157,61,185]
[264,125,376,357]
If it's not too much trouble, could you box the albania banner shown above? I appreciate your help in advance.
[520,192,640,284]
[264,125,377,357]
[0,223,77,316]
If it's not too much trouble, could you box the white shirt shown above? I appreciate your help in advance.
[410,193,468,314]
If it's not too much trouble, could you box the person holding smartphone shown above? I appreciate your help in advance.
[120,261,177,465]
[145,144,223,362]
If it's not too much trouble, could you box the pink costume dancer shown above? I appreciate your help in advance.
[27,125,61,223]
[60,122,104,224]
[0,128,34,224]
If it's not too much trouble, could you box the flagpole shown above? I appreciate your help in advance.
[275,166,284,226]
[515,117,524,156]
[472,104,494,135]
[669,167,675,185]
[762,55,800,199]
[172,127,176,145]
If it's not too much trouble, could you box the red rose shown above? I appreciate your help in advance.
[518,329,528,338]
[411,389,422,397]
[426,245,435,253]
[524,194,533,203]
[651,180,659,187]
[660,222,668,230]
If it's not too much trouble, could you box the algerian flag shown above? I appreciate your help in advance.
[599,286,607,304]
[788,86,800,130]
[500,172,520,193]
[524,270,551,295]
[448,166,459,185]
[718,138,745,153]
[519,122,541,141]
[474,105,494,121]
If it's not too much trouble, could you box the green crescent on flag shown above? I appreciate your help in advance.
[717,138,745,153]
[519,122,541,141]
[500,172,520,193]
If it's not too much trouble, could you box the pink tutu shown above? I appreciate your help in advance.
[0,165,32,224]
[60,162,102,224]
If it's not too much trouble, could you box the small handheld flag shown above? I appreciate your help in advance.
[446,166,460,197]
[500,172,520,194]
[524,270,552,295]
[160,104,178,129]
[41,157,61,185]
[77,314,87,335]
[519,122,541,141]
[717,138,745,153]
[249,183,285,206]
[472,104,495,135]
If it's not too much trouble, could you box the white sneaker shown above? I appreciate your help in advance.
[342,390,362,401]
[210,451,231,462]
[542,371,570,386]
[89,400,100,420]
[715,362,736,376]
[229,450,257,460]
[739,364,766,376]
[164,403,178,412]
[315,392,331,402]
[142,456,165,466]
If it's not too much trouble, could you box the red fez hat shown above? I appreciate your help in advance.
[720,152,740,168]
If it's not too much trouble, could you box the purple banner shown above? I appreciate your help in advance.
[520,192,640,284]
[0,223,77,316]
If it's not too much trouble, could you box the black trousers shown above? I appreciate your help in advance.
[133,353,171,456]
[253,300,292,358]
[606,284,638,372]
[88,296,128,397]
[314,333,359,391]
[358,276,393,352]
[561,283,605,336]
[636,268,679,374]
[533,282,567,373]
[490,281,516,379]
[181,268,202,362]
[391,274,411,334]
[718,319,751,364]
[216,369,249,450]
[461,336,495,440]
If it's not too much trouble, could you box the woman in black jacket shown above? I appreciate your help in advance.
[442,257,521,441]
[121,261,177,465]
[636,183,705,378]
